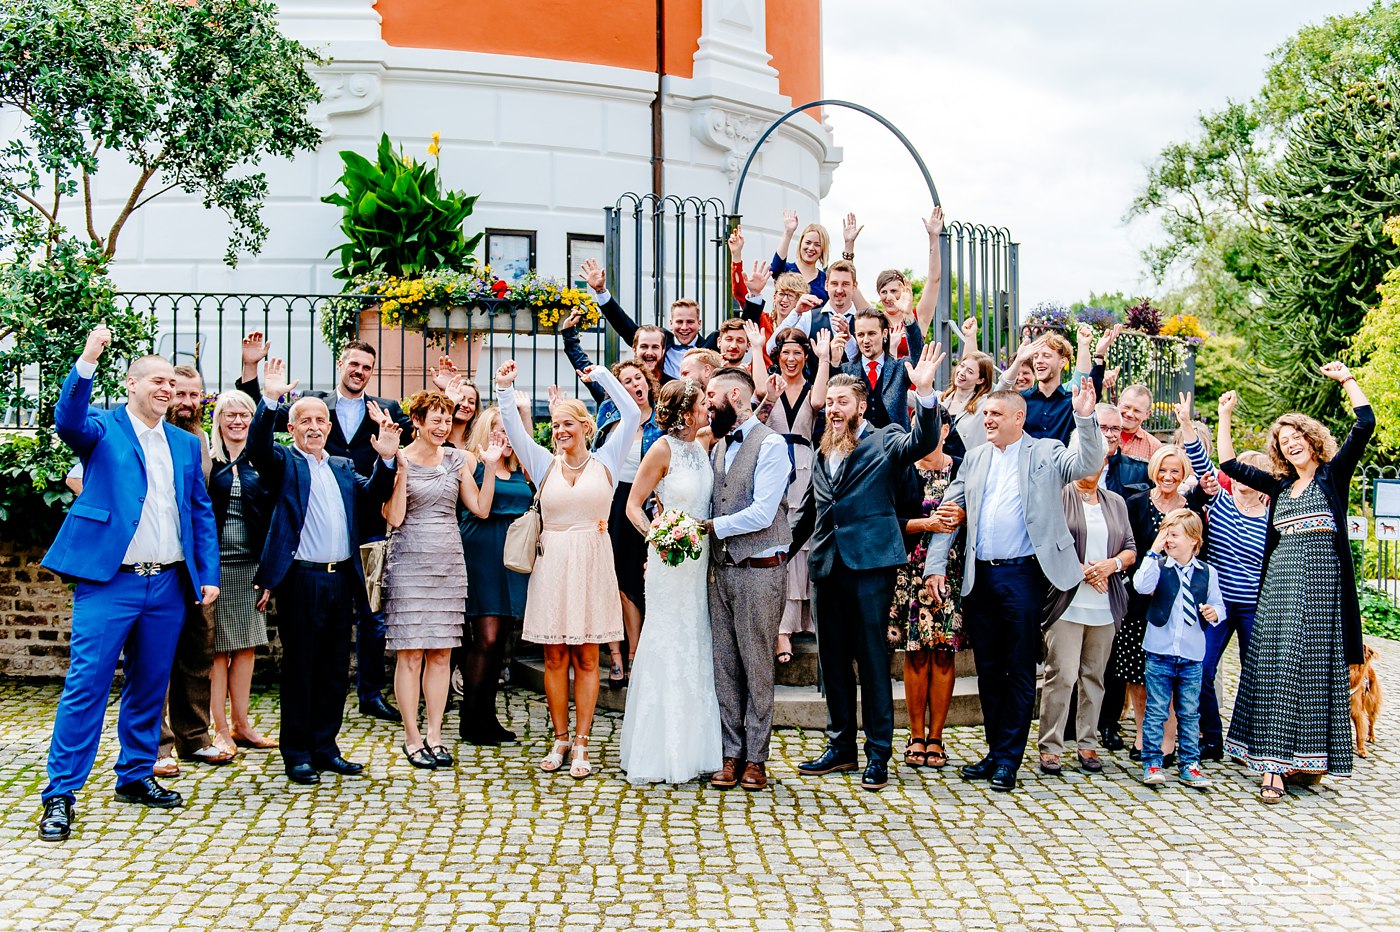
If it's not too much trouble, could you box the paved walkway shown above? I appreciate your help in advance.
[2,642,1399,931]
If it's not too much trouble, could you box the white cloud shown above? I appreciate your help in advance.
[817,0,1369,306]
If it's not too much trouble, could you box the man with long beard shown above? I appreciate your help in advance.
[154,365,229,774]
[790,342,946,792]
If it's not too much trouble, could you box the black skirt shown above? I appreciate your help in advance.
[609,481,647,611]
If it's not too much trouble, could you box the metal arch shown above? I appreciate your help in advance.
[729,99,941,217]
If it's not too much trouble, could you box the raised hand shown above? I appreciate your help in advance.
[547,383,564,412]
[1218,390,1238,415]
[1071,376,1097,416]
[843,212,863,250]
[431,355,458,391]
[1321,360,1354,383]
[796,293,824,315]
[782,208,799,235]
[370,419,402,458]
[479,440,505,467]
[813,328,833,360]
[262,357,299,400]
[1096,323,1124,358]
[578,364,599,384]
[241,331,269,368]
[767,372,783,399]
[745,260,771,296]
[727,225,744,258]
[742,319,763,349]
[443,374,467,406]
[495,360,517,390]
[1103,366,1119,394]
[905,341,947,395]
[1199,471,1220,497]
[580,258,606,293]
[923,205,945,240]
[1173,391,1194,429]
[1076,323,1094,350]
[959,315,978,346]
[893,285,914,320]
[560,307,585,331]
[82,324,112,364]
[365,399,393,429]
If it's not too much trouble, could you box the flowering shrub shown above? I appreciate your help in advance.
[1161,313,1209,345]
[1074,305,1122,330]
[1125,299,1163,335]
[508,273,602,330]
[1023,300,1070,331]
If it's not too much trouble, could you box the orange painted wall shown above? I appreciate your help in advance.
[766,0,823,110]
[377,0,703,75]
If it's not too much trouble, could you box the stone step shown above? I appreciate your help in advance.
[775,635,978,687]
[509,657,1040,729]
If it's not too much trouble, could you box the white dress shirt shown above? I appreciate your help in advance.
[335,391,366,440]
[975,438,1035,560]
[1134,555,1227,663]
[293,446,352,563]
[712,415,789,558]
[123,413,184,565]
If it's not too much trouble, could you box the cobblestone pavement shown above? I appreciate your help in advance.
[2,642,1399,932]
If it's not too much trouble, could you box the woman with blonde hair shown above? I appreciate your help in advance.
[771,209,830,303]
[939,351,995,460]
[383,391,501,769]
[456,405,532,745]
[207,390,276,753]
[1217,363,1373,802]
[496,358,640,778]
[1110,443,1206,762]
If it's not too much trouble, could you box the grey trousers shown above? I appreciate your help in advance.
[1037,619,1116,755]
[709,561,786,763]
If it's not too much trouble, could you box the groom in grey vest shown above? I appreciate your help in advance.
[703,367,791,792]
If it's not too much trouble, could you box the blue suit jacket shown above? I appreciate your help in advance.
[42,365,219,592]
[247,399,396,594]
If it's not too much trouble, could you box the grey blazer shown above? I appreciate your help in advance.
[1042,484,1136,630]
[922,412,1105,594]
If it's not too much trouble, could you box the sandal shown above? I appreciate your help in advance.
[540,735,570,773]
[403,744,437,769]
[1260,775,1286,804]
[903,738,927,767]
[570,736,593,779]
[776,651,794,665]
[925,739,948,769]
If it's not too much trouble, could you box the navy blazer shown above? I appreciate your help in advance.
[42,365,219,592]
[790,396,944,578]
[1104,451,1151,499]
[209,452,270,552]
[1220,405,1375,665]
[247,399,396,595]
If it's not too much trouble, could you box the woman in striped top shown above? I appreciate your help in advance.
[1173,393,1270,761]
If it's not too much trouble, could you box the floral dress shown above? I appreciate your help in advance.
[889,463,966,653]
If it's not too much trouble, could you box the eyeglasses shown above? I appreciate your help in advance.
[222,412,252,422]
[1098,425,1121,439]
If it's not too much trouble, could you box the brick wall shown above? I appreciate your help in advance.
[0,541,73,678]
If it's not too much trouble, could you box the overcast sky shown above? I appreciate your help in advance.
[818,0,1369,307]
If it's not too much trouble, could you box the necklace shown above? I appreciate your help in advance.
[1077,489,1097,502]
[561,453,591,472]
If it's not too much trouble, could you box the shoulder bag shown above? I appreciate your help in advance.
[503,460,556,574]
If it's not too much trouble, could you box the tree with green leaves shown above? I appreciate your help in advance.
[1351,216,1400,452]
[1249,77,1400,421]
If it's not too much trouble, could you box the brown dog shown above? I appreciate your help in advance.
[1351,644,1384,758]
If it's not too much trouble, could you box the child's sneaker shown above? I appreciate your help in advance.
[1142,765,1167,785]
[1178,764,1212,789]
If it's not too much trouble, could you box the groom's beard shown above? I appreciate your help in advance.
[166,405,203,435]
[709,399,738,438]
[819,418,860,459]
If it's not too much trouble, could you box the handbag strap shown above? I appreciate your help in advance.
[527,459,556,513]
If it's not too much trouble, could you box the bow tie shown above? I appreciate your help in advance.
[726,431,744,445]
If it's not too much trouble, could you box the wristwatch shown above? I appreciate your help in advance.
[1113,557,1124,573]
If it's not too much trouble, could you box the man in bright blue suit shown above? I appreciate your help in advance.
[38,326,220,842]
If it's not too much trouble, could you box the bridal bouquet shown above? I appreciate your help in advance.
[646,509,707,566]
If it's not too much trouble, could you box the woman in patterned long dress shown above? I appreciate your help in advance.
[1114,445,1205,761]
[888,422,965,769]
[206,390,276,753]
[384,391,502,770]
[754,325,832,662]
[497,359,640,779]
[1217,365,1374,803]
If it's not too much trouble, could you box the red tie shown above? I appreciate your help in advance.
[867,360,879,389]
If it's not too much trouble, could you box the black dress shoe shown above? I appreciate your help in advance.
[990,764,1018,792]
[1100,726,1125,752]
[114,776,183,808]
[1201,744,1224,762]
[430,745,454,767]
[312,755,364,776]
[359,695,402,723]
[1163,752,1177,769]
[960,756,996,781]
[860,760,889,791]
[798,746,858,776]
[38,797,73,842]
[286,763,320,785]
[1128,747,1143,762]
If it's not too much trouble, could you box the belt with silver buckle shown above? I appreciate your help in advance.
[978,555,1037,567]
[294,559,354,573]
[118,561,184,577]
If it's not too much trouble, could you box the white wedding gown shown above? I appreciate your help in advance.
[618,436,724,784]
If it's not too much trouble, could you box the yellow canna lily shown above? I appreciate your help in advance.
[431,131,441,146]
[427,143,440,157]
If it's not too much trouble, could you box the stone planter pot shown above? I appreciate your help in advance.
[356,302,543,398]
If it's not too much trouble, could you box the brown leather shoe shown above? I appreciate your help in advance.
[740,761,768,791]
[710,757,741,789]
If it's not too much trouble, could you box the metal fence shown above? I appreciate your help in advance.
[1357,465,1400,602]
[938,221,1019,374]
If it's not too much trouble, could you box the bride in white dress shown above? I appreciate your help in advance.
[619,379,723,783]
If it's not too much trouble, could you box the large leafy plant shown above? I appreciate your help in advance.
[324,133,483,280]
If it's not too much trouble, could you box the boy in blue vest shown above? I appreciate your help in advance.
[1132,508,1226,788]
